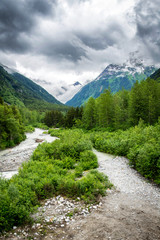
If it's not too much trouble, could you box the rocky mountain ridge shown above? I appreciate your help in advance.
[66,54,156,107]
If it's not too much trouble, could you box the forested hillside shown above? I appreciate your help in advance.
[1,0,160,237]
[0,66,68,111]
[12,72,61,104]
[43,75,160,185]
[1,72,160,234]
[82,77,160,129]
[0,97,26,149]
[150,68,160,82]
[44,76,160,130]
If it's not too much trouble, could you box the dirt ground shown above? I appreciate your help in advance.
[0,131,160,240]
[62,191,160,240]
[1,190,159,240]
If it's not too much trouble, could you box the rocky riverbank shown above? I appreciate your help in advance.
[0,194,107,240]
[0,128,57,177]
[0,131,160,240]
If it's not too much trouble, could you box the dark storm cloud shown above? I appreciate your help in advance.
[135,0,160,61]
[0,32,30,53]
[0,0,87,62]
[76,23,125,50]
[40,40,87,62]
[28,0,55,15]
[0,0,55,53]
[78,36,112,50]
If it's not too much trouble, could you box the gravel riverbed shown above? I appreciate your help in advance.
[0,131,160,240]
[95,149,160,210]
[0,128,57,177]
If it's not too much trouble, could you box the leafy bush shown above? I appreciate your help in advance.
[24,125,35,133]
[0,129,112,232]
[0,104,26,149]
[48,128,64,138]
[79,150,98,170]
[90,121,160,184]
[33,123,49,130]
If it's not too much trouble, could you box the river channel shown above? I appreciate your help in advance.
[0,128,57,179]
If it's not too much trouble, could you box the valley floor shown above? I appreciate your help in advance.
[54,151,160,240]
[1,146,160,239]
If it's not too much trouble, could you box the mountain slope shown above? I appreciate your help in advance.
[0,66,65,110]
[150,68,160,82]
[66,57,156,107]
[12,72,61,104]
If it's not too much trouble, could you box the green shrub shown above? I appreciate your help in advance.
[33,123,49,130]
[136,142,160,179]
[0,129,112,233]
[48,128,64,138]
[24,125,35,133]
[79,150,98,170]
[0,104,26,149]
[90,123,160,184]
[75,165,83,178]
[76,170,113,202]
[62,157,76,169]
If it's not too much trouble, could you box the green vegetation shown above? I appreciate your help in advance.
[150,68,160,82]
[44,107,83,128]
[0,66,69,111]
[82,78,160,130]
[66,64,155,107]
[44,77,160,131]
[0,129,112,232]
[1,67,160,234]
[0,95,49,149]
[81,77,160,185]
[46,77,160,185]
[44,110,64,127]
[0,98,26,149]
[89,120,160,185]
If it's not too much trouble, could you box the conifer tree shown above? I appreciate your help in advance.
[82,97,96,129]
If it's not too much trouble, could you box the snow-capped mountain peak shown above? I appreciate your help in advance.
[66,53,156,107]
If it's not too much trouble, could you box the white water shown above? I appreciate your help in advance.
[0,170,18,179]
[0,128,57,179]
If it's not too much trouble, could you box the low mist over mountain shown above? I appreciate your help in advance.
[33,78,91,104]
[55,81,83,103]
[66,53,156,107]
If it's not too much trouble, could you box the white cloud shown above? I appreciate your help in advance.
[0,0,159,101]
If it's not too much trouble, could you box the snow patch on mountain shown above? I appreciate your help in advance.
[94,52,155,83]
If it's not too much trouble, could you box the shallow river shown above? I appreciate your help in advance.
[95,149,160,210]
[0,131,160,239]
[0,128,57,179]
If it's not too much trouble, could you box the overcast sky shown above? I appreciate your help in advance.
[0,0,160,89]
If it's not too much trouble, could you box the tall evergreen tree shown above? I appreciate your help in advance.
[82,97,96,129]
[97,89,114,128]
